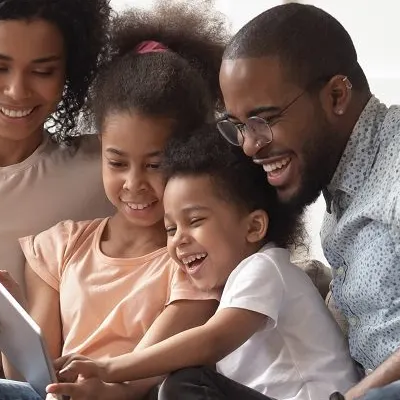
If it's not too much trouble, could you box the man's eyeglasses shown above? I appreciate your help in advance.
[217,74,350,148]
[217,90,306,147]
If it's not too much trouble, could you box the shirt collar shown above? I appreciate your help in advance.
[326,96,388,199]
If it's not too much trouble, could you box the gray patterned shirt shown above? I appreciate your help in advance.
[321,96,400,370]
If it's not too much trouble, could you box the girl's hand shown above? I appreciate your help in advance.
[54,353,108,383]
[0,270,26,306]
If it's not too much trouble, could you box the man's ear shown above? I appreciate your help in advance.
[245,209,268,243]
[320,74,353,120]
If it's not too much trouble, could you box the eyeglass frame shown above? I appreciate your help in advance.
[216,90,306,147]
[217,75,348,148]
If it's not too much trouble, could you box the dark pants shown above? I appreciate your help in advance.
[158,366,274,400]
[360,381,400,400]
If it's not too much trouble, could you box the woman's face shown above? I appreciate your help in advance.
[0,19,66,145]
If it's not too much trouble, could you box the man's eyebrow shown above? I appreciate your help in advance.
[247,105,280,118]
[219,105,281,121]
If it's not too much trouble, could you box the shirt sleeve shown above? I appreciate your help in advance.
[19,220,83,291]
[218,253,285,328]
[166,261,221,305]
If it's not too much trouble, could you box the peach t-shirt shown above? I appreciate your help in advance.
[0,134,113,287]
[19,218,215,359]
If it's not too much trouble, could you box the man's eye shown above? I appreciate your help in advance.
[236,123,246,133]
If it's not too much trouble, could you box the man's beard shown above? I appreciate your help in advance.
[280,120,342,213]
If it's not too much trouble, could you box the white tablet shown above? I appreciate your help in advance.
[0,283,58,399]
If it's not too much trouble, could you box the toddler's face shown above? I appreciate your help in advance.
[164,174,255,291]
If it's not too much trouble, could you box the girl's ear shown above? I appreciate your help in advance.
[245,210,268,243]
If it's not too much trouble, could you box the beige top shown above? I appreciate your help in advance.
[19,218,216,359]
[0,134,113,286]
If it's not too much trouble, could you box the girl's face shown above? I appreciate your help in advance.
[102,111,174,228]
[0,19,66,144]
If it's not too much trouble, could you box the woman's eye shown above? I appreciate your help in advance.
[33,70,54,76]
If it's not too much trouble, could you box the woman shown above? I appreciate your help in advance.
[0,0,113,288]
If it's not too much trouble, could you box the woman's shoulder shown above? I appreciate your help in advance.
[40,134,103,175]
[69,134,101,154]
[56,134,101,159]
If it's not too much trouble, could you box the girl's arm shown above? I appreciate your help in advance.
[3,263,62,380]
[0,269,27,380]
[60,307,266,384]
[25,262,62,361]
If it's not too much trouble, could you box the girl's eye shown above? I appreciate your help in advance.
[146,163,161,170]
[107,160,125,168]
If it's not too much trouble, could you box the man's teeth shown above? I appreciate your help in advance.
[182,253,207,265]
[1,107,34,118]
[127,202,153,210]
[263,157,291,173]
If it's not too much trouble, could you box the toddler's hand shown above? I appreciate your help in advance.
[55,353,107,382]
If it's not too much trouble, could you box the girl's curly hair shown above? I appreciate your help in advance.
[91,0,229,135]
[0,0,112,142]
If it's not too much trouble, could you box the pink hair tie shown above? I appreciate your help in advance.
[135,40,168,54]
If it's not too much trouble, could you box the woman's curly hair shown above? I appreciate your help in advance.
[91,0,229,135]
[0,0,112,142]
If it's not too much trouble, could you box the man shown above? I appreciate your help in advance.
[216,3,400,400]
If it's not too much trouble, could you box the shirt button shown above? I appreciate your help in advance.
[365,369,374,375]
[336,267,345,276]
[349,317,358,326]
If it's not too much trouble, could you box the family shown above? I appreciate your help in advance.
[0,1,399,400]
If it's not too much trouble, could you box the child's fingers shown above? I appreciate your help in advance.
[59,360,99,381]
[53,353,89,371]
[47,382,77,397]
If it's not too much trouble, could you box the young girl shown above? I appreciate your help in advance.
[53,125,360,400]
[0,0,113,289]
[0,3,228,400]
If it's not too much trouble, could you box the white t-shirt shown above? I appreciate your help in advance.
[216,244,359,400]
[0,134,113,287]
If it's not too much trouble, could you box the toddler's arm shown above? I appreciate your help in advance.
[59,307,267,383]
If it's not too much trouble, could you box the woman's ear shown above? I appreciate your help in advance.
[246,210,268,243]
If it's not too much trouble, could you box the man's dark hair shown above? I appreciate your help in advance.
[163,124,305,249]
[0,0,112,141]
[224,3,369,92]
[91,0,229,135]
